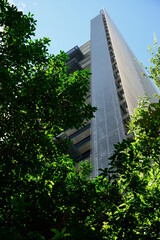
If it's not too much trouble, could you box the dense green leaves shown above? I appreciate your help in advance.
[148,34,160,89]
[102,96,160,239]
[0,1,96,239]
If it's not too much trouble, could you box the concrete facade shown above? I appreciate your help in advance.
[91,13,126,176]
[65,9,158,177]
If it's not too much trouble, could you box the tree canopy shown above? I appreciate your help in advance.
[0,1,96,239]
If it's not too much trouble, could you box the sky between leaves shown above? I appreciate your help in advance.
[8,0,160,69]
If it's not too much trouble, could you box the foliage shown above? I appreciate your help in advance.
[100,96,160,239]
[0,1,96,239]
[148,34,160,89]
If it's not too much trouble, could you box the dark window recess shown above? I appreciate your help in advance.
[114,70,119,79]
[75,135,91,148]
[68,143,82,161]
[69,124,91,139]
[123,117,130,125]
[81,150,91,161]
[111,57,115,63]
[116,81,121,88]
[75,150,91,162]
[67,58,82,74]
[118,92,124,101]
[120,105,128,115]
[67,46,84,62]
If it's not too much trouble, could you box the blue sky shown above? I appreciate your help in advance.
[9,0,160,68]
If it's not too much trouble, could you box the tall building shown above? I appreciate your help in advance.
[65,9,158,177]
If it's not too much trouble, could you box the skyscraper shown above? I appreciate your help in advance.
[65,9,158,177]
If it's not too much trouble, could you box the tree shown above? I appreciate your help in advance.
[99,96,160,239]
[0,1,96,239]
[148,34,160,89]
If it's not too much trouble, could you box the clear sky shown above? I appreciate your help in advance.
[9,0,160,68]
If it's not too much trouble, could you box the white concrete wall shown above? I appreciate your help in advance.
[91,14,126,177]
